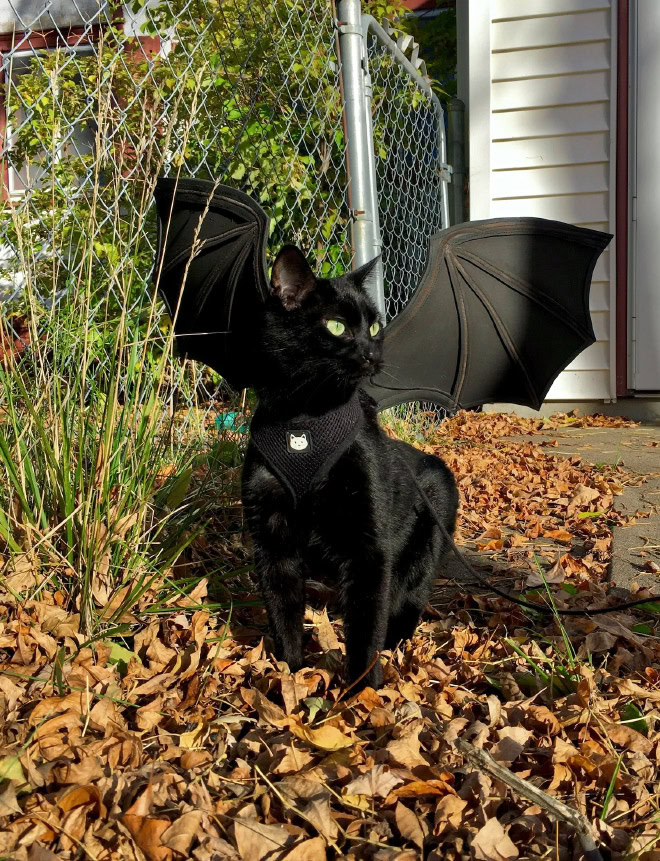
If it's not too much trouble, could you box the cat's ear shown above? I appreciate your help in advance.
[349,256,380,291]
[271,245,316,310]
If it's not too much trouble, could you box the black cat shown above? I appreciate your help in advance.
[241,246,458,690]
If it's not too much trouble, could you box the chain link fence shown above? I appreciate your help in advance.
[0,0,352,443]
[365,20,449,322]
[0,0,451,434]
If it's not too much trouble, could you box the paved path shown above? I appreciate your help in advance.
[510,422,660,595]
[437,421,660,603]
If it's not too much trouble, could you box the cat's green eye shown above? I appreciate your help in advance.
[369,321,381,337]
[326,319,345,336]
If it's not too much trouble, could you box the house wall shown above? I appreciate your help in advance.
[465,0,618,402]
[0,0,103,33]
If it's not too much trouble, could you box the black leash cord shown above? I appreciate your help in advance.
[396,453,659,617]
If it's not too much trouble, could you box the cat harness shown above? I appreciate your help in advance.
[249,391,363,504]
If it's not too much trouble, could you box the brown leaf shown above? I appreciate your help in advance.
[52,757,104,786]
[26,846,60,861]
[241,688,289,727]
[181,750,213,770]
[601,723,652,754]
[477,539,505,552]
[355,687,384,711]
[491,727,533,765]
[472,818,519,861]
[122,815,174,861]
[137,698,167,732]
[393,780,452,798]
[567,484,600,514]
[525,705,561,735]
[0,779,21,816]
[478,527,502,540]
[288,718,353,751]
[552,738,597,773]
[542,529,573,544]
[434,794,467,836]
[271,745,315,775]
[310,607,341,652]
[234,819,295,861]
[343,765,403,798]
[281,837,327,861]
[281,674,309,715]
[179,721,207,749]
[278,777,338,842]
[395,801,427,850]
[386,727,427,768]
[56,784,106,818]
[527,555,564,588]
[584,631,618,653]
[160,810,203,854]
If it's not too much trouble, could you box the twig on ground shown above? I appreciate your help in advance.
[454,738,604,861]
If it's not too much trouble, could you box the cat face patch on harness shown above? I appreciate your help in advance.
[287,431,310,452]
[250,392,362,504]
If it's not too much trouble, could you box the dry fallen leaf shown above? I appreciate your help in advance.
[395,801,427,850]
[233,818,295,861]
[288,719,353,751]
[472,817,519,861]
[343,764,403,798]
[386,727,428,768]
[0,779,21,816]
[281,836,327,860]
[567,483,600,514]
[433,794,468,836]
[160,810,203,854]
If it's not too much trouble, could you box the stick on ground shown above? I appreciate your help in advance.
[454,738,604,861]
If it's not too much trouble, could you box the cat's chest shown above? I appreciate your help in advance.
[248,394,365,504]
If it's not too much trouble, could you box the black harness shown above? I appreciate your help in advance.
[250,392,363,504]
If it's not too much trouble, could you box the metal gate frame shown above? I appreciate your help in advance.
[337,0,451,320]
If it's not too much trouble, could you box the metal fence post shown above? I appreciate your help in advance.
[447,96,465,225]
[337,0,386,318]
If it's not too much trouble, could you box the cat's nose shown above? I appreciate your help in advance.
[360,347,376,362]
[359,351,376,371]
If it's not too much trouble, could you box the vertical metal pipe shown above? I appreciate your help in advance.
[337,0,385,317]
[447,96,465,225]
[360,21,386,319]
[435,100,451,230]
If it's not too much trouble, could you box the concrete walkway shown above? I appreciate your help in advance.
[437,420,660,603]
[511,422,660,594]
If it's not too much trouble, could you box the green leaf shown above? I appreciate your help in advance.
[0,756,25,783]
[621,702,648,736]
[637,602,660,614]
[106,641,139,676]
[303,697,332,723]
[632,623,653,635]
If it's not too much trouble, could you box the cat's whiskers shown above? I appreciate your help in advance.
[376,367,404,384]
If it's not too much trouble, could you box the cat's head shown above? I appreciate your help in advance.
[259,245,384,399]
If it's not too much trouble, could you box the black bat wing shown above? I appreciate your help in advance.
[153,178,270,390]
[365,218,612,411]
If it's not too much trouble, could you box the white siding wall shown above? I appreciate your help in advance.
[466,0,617,402]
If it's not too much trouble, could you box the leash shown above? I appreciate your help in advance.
[395,452,660,617]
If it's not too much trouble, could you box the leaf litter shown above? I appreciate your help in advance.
[0,410,659,860]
